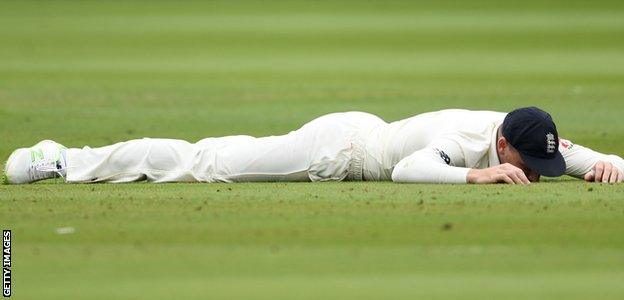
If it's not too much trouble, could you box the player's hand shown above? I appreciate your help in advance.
[467,163,530,185]
[584,161,623,184]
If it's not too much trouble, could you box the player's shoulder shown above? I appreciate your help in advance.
[431,108,506,120]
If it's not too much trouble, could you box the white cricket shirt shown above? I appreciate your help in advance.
[359,109,624,183]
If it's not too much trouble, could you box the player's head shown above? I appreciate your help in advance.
[495,107,566,182]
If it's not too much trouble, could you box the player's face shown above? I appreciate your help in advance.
[499,139,541,182]
[504,148,540,182]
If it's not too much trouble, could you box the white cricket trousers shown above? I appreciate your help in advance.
[66,112,386,183]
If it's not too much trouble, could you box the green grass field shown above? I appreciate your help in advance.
[1,1,624,299]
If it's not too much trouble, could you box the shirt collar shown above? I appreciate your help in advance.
[489,123,502,167]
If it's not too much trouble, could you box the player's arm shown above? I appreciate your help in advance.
[391,137,529,184]
[559,139,624,183]
[391,144,469,184]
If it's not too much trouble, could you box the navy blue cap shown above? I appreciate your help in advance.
[501,107,566,177]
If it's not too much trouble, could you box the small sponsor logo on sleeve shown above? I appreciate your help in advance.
[3,230,10,298]
[559,139,574,150]
[434,148,452,165]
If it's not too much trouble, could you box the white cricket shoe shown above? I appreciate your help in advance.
[3,140,67,184]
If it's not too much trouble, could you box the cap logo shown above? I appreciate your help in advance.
[546,133,556,154]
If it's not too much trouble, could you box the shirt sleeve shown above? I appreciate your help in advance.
[559,138,624,178]
[391,137,473,184]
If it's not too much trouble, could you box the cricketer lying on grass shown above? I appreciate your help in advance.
[3,107,624,185]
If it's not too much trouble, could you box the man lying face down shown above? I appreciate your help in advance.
[4,107,623,185]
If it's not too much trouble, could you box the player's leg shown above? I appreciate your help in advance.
[4,134,318,184]
[194,126,353,182]
[198,112,380,182]
[65,112,360,183]
[64,120,348,183]
[192,133,314,182]
[65,138,207,183]
[4,112,379,184]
